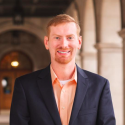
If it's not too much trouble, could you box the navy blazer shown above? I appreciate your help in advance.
[10,65,116,125]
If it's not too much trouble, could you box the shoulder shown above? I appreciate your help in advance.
[77,65,107,81]
[15,65,50,85]
[80,69,110,94]
[84,70,107,82]
[77,65,109,87]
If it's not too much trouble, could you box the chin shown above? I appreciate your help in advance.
[55,58,74,64]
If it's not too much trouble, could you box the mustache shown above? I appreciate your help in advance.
[56,47,72,50]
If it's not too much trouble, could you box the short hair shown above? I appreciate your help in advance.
[46,14,81,36]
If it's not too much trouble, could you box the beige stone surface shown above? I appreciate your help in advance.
[95,43,123,125]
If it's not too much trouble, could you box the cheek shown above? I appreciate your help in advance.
[70,42,79,49]
[48,43,57,54]
[49,41,58,48]
[48,42,54,49]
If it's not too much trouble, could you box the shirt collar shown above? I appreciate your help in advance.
[50,64,77,85]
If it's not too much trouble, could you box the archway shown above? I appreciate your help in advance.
[0,30,50,71]
[0,51,33,111]
[0,20,46,42]
[0,29,50,116]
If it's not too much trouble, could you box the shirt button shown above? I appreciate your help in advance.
[62,107,65,109]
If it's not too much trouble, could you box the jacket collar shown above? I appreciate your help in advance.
[69,65,89,125]
[37,65,62,125]
[37,64,89,125]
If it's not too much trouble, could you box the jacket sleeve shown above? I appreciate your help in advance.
[10,78,30,125]
[97,79,116,125]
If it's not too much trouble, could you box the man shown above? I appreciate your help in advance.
[10,14,116,125]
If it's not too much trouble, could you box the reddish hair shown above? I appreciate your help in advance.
[46,14,80,36]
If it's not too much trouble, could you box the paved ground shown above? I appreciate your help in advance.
[0,124,9,125]
[0,110,9,125]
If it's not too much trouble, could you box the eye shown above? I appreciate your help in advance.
[55,37,60,40]
[68,36,73,40]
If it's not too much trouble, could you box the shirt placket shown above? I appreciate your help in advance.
[60,85,68,125]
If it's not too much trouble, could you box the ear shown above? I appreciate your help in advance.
[78,36,82,49]
[44,36,49,50]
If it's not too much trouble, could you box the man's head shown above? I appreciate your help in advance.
[44,14,82,65]
[46,14,81,37]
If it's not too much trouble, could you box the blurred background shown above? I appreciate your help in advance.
[0,0,124,125]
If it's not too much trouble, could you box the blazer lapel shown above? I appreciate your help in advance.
[37,65,62,125]
[69,66,89,125]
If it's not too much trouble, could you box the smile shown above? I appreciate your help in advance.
[57,51,70,54]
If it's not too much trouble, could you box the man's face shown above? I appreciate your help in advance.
[44,22,82,64]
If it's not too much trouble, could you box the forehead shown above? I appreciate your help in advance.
[49,22,77,35]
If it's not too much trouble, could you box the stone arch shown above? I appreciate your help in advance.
[0,47,36,70]
[74,1,80,26]
[72,0,97,71]
[81,0,97,73]
[66,1,80,23]
[0,50,33,70]
[0,20,45,42]
[0,29,50,71]
[75,0,87,36]
[100,0,121,44]
[93,0,103,43]
[82,0,96,51]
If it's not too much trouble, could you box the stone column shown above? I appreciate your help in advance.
[95,43,123,125]
[80,51,97,73]
[118,29,125,125]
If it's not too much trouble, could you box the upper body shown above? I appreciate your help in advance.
[10,14,116,125]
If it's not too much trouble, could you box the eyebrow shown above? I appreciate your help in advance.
[52,34,62,37]
[66,34,75,37]
[52,34,75,37]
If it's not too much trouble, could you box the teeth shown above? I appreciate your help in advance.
[58,51,69,53]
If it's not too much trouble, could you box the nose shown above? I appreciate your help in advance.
[61,37,68,48]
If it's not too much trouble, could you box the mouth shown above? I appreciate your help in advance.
[57,51,70,54]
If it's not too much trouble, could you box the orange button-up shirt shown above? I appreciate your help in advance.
[50,66,77,125]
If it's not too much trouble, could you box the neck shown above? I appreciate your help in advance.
[51,61,76,80]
